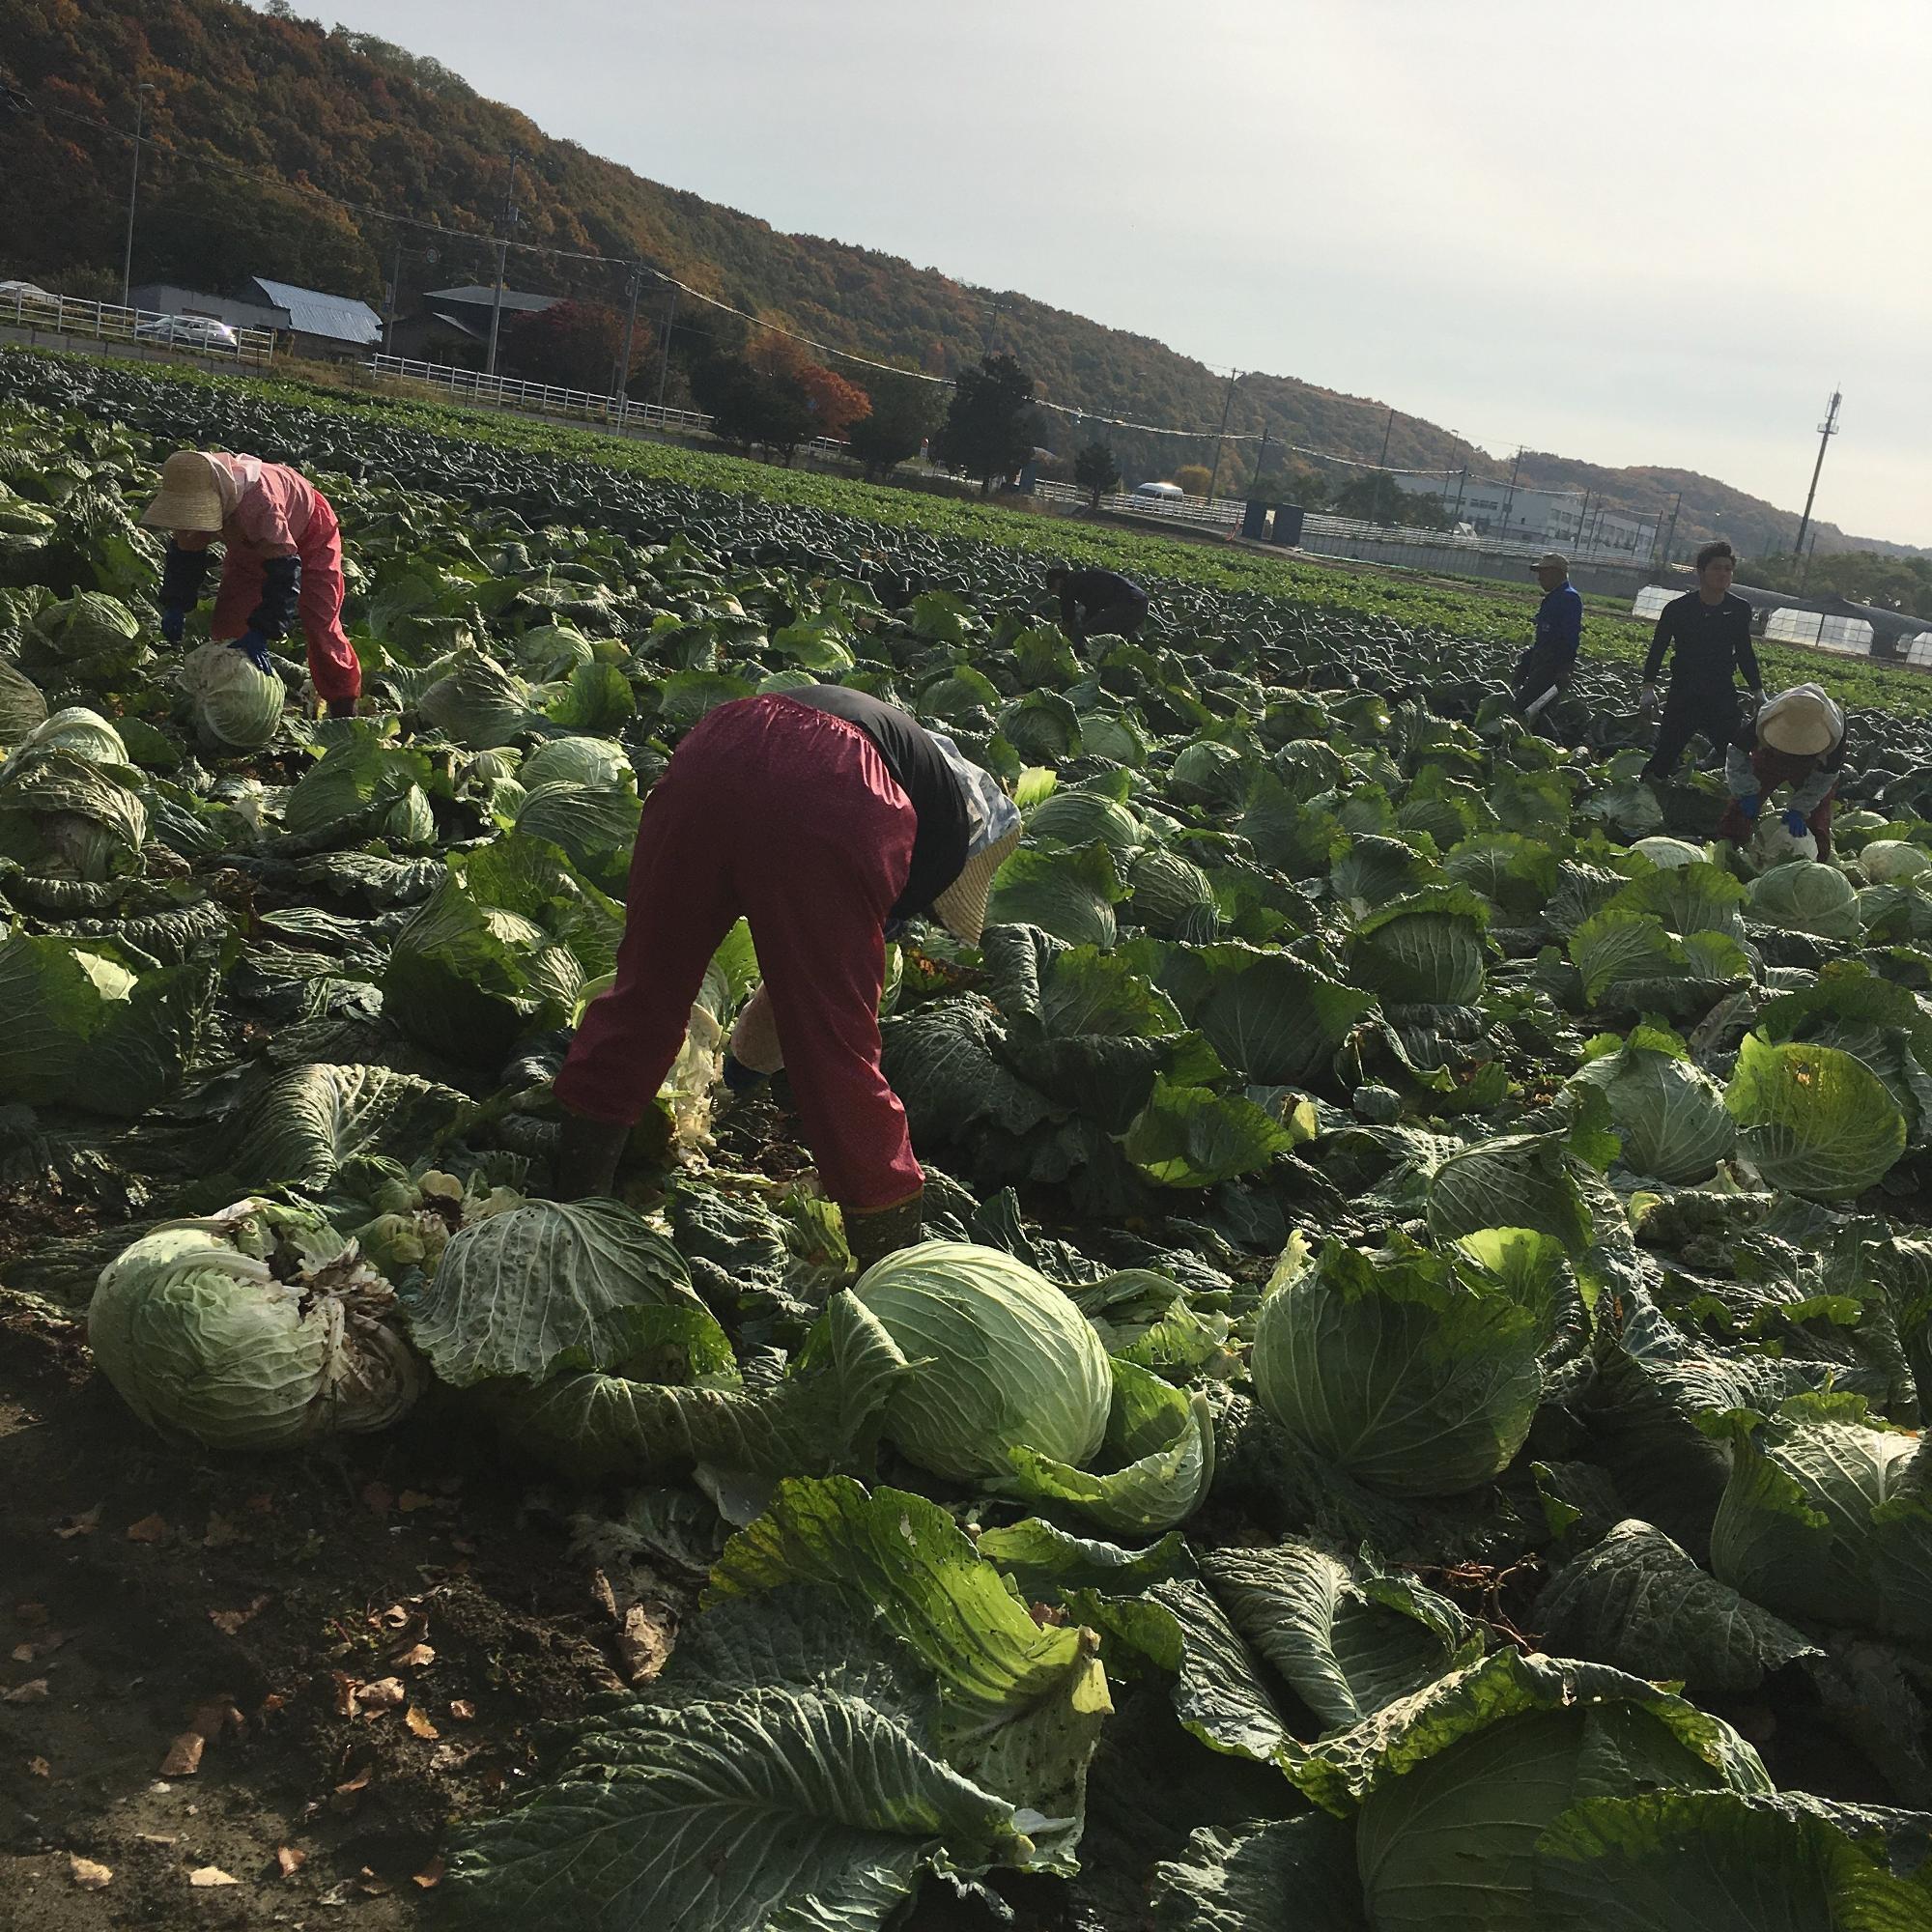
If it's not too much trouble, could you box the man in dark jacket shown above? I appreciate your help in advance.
[1512,551,1583,725]
[1045,564,1149,642]
[1640,540,1763,781]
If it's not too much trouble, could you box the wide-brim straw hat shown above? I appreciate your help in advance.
[140,450,225,531]
[1758,684,1842,757]
[932,826,1024,947]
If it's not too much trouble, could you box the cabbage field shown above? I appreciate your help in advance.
[5,345,1932,1929]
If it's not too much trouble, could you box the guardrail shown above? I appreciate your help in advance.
[0,287,274,366]
[1034,477,1244,529]
[363,353,850,458]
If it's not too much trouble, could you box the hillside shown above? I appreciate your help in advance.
[0,0,1901,559]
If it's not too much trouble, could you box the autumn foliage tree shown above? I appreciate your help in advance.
[501,299,625,391]
[798,363,870,440]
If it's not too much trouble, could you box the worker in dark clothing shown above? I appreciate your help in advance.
[1512,551,1583,725]
[1717,684,1848,858]
[551,686,1022,1268]
[1640,540,1763,781]
[1045,564,1149,643]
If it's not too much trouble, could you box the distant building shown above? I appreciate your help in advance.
[1391,470,1658,557]
[128,276,383,360]
[242,277,382,359]
[391,285,561,368]
[128,282,281,334]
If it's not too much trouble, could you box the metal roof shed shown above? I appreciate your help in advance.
[245,278,384,350]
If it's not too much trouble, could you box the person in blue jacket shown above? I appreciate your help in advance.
[1512,552,1582,725]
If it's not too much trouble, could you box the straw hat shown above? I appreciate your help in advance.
[140,450,225,531]
[1757,684,1842,757]
[932,825,1024,946]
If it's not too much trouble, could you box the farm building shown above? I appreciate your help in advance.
[127,276,383,359]
[391,285,561,366]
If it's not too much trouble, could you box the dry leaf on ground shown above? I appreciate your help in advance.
[27,1756,51,1777]
[355,1676,406,1717]
[3,1678,49,1703]
[275,1846,305,1878]
[405,1704,440,1739]
[447,1698,476,1720]
[125,1514,170,1545]
[158,1732,205,1777]
[52,1505,100,1540]
[69,1855,113,1889]
[412,1856,445,1889]
[188,1865,239,1888]
[391,1641,436,1669]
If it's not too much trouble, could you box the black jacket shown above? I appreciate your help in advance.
[1643,590,1761,695]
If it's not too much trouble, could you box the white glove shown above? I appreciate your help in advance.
[1524,685,1560,721]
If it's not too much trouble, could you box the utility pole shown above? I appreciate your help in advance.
[483,151,523,380]
[1800,524,1823,593]
[1451,465,1468,526]
[121,82,156,308]
[1656,491,1682,571]
[1377,405,1395,469]
[1251,423,1270,497]
[1499,446,1523,533]
[1574,490,1591,555]
[614,265,643,417]
[653,282,680,416]
[980,297,1008,355]
[1204,369,1238,508]
[1791,386,1841,567]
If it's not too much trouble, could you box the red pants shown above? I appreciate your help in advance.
[211,497,362,702]
[554,696,923,1213]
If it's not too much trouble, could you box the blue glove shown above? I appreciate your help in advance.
[1738,792,1761,821]
[229,632,273,675]
[721,1052,767,1095]
[158,607,185,645]
[1781,809,1808,838]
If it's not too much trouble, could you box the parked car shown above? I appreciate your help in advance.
[134,314,241,352]
[1132,481,1186,502]
[0,280,60,322]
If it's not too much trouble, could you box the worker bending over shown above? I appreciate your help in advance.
[552,686,1021,1268]
[1718,684,1848,858]
[141,450,362,717]
[1045,564,1149,644]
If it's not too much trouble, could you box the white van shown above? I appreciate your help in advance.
[1133,481,1185,502]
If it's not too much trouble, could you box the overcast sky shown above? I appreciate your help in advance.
[304,0,1929,545]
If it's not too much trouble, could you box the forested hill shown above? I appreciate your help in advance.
[0,0,1896,557]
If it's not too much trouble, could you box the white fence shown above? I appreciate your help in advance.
[0,285,275,366]
[1033,477,1243,530]
[363,353,849,458]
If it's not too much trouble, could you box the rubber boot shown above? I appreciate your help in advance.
[844,1189,925,1273]
[554,1110,631,1202]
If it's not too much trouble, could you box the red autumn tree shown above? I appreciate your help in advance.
[798,363,871,440]
[501,299,626,392]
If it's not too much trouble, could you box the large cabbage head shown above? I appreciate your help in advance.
[23,591,146,682]
[1709,1398,1932,1639]
[1349,1652,1771,1932]
[1252,1232,1544,1496]
[88,1199,419,1450]
[179,639,284,749]
[1629,836,1708,870]
[1026,787,1143,858]
[1860,839,1932,885]
[1570,1023,1736,1183]
[852,1238,1112,1483]
[1748,860,1860,939]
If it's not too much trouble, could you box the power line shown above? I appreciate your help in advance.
[9,76,1608,495]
